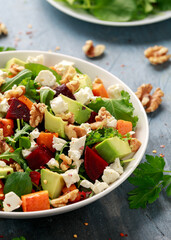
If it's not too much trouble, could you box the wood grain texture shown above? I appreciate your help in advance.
[0,0,171,239]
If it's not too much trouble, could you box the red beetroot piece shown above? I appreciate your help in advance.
[6,98,30,122]
[29,171,41,186]
[84,146,108,181]
[54,84,76,100]
[26,145,54,170]
[87,111,98,124]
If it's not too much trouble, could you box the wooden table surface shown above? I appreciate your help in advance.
[0,1,171,239]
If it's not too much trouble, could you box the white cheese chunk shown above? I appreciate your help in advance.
[74,87,94,105]
[26,54,44,64]
[50,96,68,115]
[107,84,124,99]
[109,158,124,175]
[68,135,86,161]
[0,99,9,113]
[62,169,80,188]
[54,60,74,75]
[47,158,59,169]
[0,70,7,83]
[35,70,56,87]
[80,123,91,134]
[106,116,117,128]
[102,167,120,184]
[92,180,109,194]
[0,161,6,167]
[3,192,22,212]
[80,180,94,189]
[30,128,40,141]
[52,136,67,151]
[37,86,56,93]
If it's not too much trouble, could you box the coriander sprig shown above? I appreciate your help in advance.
[128,155,171,209]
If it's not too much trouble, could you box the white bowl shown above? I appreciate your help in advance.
[0,51,149,219]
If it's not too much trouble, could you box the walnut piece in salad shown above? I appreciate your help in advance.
[0,55,141,212]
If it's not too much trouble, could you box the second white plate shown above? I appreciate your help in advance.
[47,0,171,27]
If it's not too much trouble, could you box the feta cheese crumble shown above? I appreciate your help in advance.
[30,128,40,141]
[106,116,117,128]
[52,136,67,151]
[0,98,9,113]
[93,180,109,194]
[3,192,22,212]
[74,87,94,105]
[50,96,68,115]
[0,161,6,167]
[62,169,80,188]
[0,70,7,81]
[80,123,91,134]
[54,60,74,75]
[26,54,44,64]
[102,167,120,184]
[47,158,59,169]
[35,70,56,87]
[68,135,86,161]
[110,158,124,175]
[107,84,124,99]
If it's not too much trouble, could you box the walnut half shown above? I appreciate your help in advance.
[82,40,105,58]
[144,45,171,65]
[135,84,164,113]
[29,103,46,128]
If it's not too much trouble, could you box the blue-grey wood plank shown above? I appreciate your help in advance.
[0,0,171,239]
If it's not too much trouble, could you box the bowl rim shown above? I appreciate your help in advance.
[0,50,149,218]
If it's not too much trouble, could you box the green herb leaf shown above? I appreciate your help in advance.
[4,172,32,197]
[0,47,16,52]
[20,78,40,102]
[0,148,25,166]
[88,91,138,127]
[12,237,26,240]
[128,155,171,209]
[0,69,32,92]
[40,88,55,106]
[25,63,61,83]
[20,136,31,149]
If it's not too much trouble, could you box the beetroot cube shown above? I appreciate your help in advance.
[54,84,76,100]
[6,98,30,122]
[26,145,54,170]
[87,111,98,124]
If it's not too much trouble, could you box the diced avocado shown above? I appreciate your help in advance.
[41,169,65,199]
[95,136,132,163]
[73,74,93,90]
[61,94,92,124]
[44,109,67,138]
[5,58,26,70]
[0,166,13,179]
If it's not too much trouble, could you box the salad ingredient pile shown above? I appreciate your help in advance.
[54,0,171,22]
[0,54,141,212]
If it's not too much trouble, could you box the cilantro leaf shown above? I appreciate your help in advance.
[128,155,171,209]
[20,78,40,102]
[88,91,138,127]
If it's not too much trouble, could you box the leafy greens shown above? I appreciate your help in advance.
[55,0,171,22]
[88,91,138,127]
[128,155,171,209]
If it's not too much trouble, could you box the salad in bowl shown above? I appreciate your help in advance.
[0,51,148,218]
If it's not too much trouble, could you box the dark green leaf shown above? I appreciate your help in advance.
[25,63,61,83]
[0,47,16,52]
[88,91,138,127]
[0,69,32,92]
[20,78,40,102]
[40,88,55,106]
[4,172,32,197]
[20,137,31,149]
[166,184,171,197]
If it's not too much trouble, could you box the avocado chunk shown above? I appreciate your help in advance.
[95,136,132,163]
[5,58,26,70]
[60,94,92,124]
[41,169,65,199]
[44,109,67,138]
[0,166,14,179]
[73,74,93,90]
